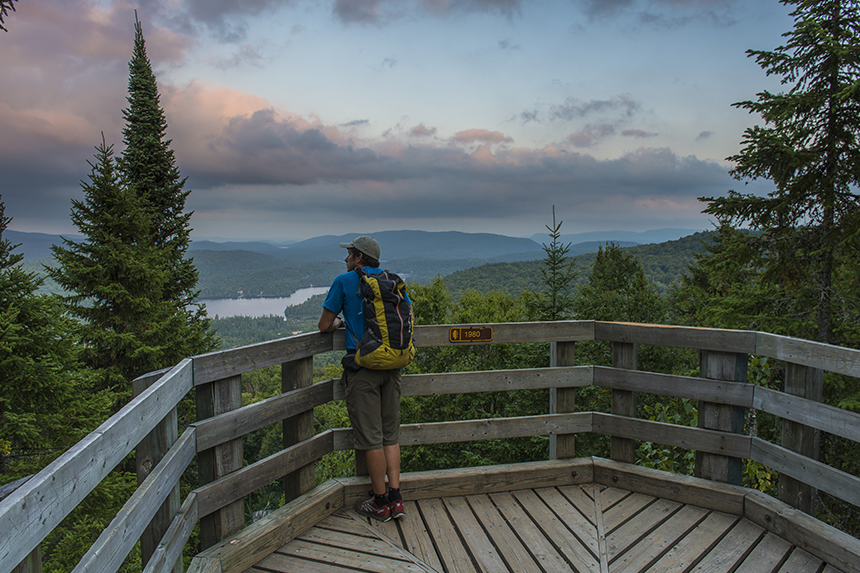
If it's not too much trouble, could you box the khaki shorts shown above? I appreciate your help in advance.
[344,368,401,450]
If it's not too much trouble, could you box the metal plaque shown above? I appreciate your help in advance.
[449,326,494,343]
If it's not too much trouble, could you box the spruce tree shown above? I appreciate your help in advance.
[527,206,576,321]
[702,0,860,345]
[119,14,213,329]
[50,139,189,399]
[0,197,111,475]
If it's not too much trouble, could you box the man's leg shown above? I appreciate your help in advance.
[365,448,388,494]
[383,444,400,490]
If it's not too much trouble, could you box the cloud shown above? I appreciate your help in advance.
[520,109,540,124]
[576,0,739,27]
[341,119,371,127]
[498,39,520,50]
[550,94,639,122]
[451,129,514,144]
[566,124,616,148]
[622,129,658,138]
[211,44,264,70]
[410,123,438,137]
[334,0,522,25]
[696,131,714,140]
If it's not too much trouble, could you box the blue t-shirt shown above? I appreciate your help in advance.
[322,267,411,351]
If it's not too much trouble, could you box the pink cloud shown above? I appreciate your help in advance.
[451,128,513,144]
[622,129,658,138]
[410,123,438,137]
[565,123,616,148]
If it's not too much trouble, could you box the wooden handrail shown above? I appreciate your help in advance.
[2,322,860,573]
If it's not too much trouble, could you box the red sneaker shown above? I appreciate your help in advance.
[354,496,391,522]
[389,499,405,519]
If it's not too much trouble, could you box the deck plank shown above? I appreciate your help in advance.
[513,489,601,572]
[467,494,544,573]
[490,491,574,573]
[689,518,765,573]
[645,511,738,573]
[603,492,655,533]
[734,532,793,573]
[443,496,509,572]
[611,505,709,573]
[419,498,478,573]
[535,486,600,555]
[297,526,397,557]
[558,484,599,525]
[248,555,357,573]
[264,540,427,572]
[776,548,825,573]
[605,498,682,561]
[397,502,445,572]
[598,486,631,510]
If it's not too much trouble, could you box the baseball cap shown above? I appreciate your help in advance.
[339,235,381,260]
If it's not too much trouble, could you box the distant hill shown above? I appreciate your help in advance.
[240,230,545,262]
[531,228,703,246]
[444,232,714,298]
[4,230,82,260]
[7,228,713,299]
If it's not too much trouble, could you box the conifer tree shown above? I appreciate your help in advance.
[527,206,576,321]
[50,139,190,399]
[0,197,111,476]
[119,14,213,329]
[702,0,860,345]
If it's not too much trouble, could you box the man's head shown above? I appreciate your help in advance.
[339,235,381,270]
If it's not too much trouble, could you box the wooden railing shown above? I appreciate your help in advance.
[1,321,859,573]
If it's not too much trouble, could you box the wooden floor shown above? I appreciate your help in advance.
[245,483,843,573]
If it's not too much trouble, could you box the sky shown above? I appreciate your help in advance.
[0,0,796,241]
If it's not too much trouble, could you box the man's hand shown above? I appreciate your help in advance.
[318,309,343,332]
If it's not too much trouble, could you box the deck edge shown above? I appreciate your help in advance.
[192,480,344,573]
[745,490,860,573]
[336,458,596,505]
[592,457,747,515]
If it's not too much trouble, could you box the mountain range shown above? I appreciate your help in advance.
[8,228,708,299]
[5,227,703,262]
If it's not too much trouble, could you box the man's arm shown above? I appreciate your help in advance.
[318,308,343,332]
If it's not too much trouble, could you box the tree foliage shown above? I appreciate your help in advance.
[50,18,216,400]
[702,0,860,345]
[0,198,112,476]
[0,0,17,32]
[525,206,576,321]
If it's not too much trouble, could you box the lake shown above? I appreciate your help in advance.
[199,286,330,319]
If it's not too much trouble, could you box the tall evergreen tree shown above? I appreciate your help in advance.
[119,14,211,325]
[49,139,190,399]
[702,0,860,345]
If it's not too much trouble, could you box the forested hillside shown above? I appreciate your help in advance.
[443,232,713,298]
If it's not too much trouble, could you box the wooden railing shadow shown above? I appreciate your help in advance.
[1,321,859,573]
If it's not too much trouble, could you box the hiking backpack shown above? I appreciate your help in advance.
[353,268,415,370]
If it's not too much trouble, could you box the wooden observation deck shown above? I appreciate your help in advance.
[2,321,859,573]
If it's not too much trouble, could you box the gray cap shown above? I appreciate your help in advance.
[339,235,381,260]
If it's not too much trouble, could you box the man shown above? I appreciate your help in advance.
[318,236,407,522]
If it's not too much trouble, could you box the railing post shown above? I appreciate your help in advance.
[611,341,638,464]
[133,369,182,573]
[550,341,576,459]
[696,350,747,485]
[780,362,823,515]
[197,375,244,549]
[282,356,316,502]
